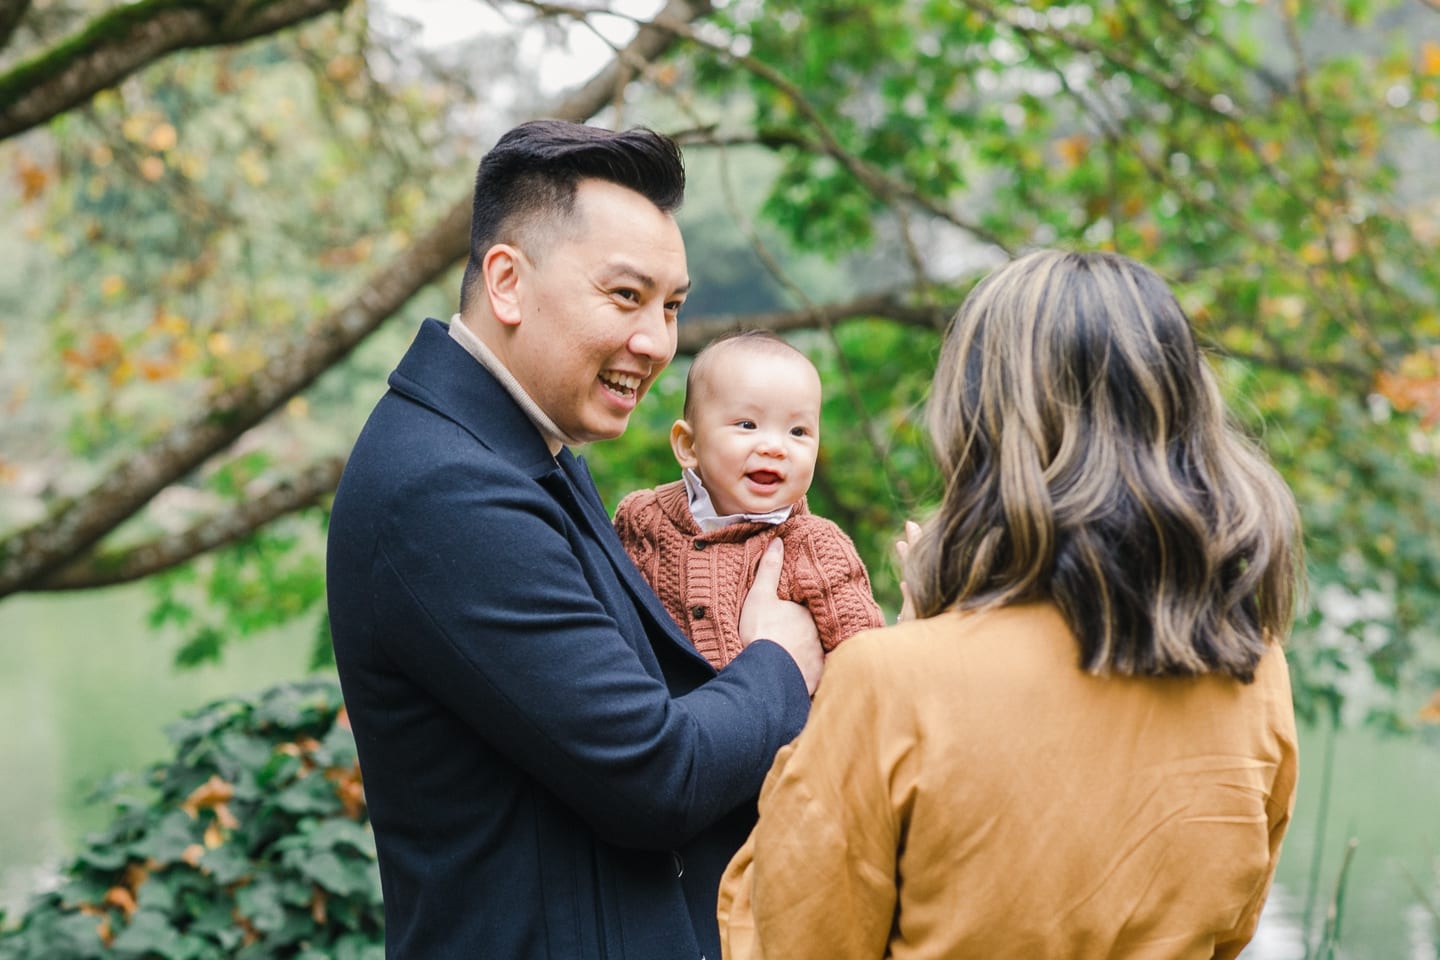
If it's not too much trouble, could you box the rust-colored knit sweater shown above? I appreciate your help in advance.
[613,479,886,670]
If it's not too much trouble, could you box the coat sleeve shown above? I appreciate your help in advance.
[1212,655,1300,960]
[370,450,809,850]
[717,636,904,959]
[783,519,888,652]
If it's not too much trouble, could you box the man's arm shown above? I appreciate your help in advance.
[374,455,810,849]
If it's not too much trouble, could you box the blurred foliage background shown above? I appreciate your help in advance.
[1,0,1438,955]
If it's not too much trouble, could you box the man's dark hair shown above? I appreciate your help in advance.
[459,120,686,311]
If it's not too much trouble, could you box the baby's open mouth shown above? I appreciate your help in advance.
[748,470,783,486]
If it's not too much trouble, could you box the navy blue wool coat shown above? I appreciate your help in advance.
[326,319,811,960]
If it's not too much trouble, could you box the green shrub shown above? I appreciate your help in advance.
[0,679,382,959]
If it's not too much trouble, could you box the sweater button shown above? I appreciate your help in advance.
[690,605,706,620]
[692,540,706,550]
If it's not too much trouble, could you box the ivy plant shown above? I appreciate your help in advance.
[0,680,381,959]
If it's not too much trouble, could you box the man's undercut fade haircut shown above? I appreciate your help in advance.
[683,329,812,421]
[907,250,1303,683]
[459,120,686,311]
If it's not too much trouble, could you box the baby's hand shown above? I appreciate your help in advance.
[894,520,922,623]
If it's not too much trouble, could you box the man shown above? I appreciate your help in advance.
[326,119,823,960]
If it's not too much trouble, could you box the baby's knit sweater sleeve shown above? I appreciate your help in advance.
[613,489,661,589]
[782,517,886,652]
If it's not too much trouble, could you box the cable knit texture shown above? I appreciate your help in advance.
[614,479,886,669]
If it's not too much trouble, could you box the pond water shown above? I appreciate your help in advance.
[0,585,1436,957]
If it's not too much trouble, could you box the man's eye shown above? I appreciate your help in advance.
[616,289,640,303]
[664,300,684,316]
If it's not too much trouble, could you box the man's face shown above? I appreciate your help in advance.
[507,179,689,444]
[673,346,822,517]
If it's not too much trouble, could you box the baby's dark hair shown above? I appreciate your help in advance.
[683,330,811,421]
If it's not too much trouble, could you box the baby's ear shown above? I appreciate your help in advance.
[670,419,699,469]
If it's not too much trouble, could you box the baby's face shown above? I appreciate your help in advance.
[680,347,822,518]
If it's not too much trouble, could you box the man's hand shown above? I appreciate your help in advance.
[739,539,823,694]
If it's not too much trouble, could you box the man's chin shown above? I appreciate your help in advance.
[574,419,630,445]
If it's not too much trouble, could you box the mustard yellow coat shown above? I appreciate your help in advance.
[718,603,1298,960]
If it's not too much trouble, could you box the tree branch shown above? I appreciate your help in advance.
[510,0,1010,252]
[0,0,352,142]
[33,456,346,591]
[0,0,709,598]
[677,293,949,353]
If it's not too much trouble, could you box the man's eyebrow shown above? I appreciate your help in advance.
[607,261,691,295]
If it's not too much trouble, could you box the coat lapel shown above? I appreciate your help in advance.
[388,319,712,674]
[557,450,713,671]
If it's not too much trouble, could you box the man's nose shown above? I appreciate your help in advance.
[628,303,674,362]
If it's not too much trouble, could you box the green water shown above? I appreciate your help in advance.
[1272,721,1440,959]
[1,586,1436,958]
[0,585,313,914]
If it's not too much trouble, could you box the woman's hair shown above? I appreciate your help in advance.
[907,250,1303,681]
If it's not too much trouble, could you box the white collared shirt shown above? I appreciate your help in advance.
[683,468,794,532]
[448,314,581,453]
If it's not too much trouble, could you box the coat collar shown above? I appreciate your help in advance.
[388,319,712,673]
[388,318,557,479]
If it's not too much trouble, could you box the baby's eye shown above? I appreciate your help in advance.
[790,426,811,438]
[737,420,757,430]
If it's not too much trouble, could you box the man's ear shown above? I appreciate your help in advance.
[483,244,524,327]
[670,419,699,470]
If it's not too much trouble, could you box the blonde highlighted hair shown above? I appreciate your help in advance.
[907,250,1302,681]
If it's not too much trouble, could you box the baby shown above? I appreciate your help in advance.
[614,330,885,670]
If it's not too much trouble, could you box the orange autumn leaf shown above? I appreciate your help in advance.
[1422,41,1440,78]
[1375,348,1440,427]
[15,156,47,201]
[139,358,179,382]
[183,773,241,830]
[1055,134,1089,169]
[1419,689,1440,723]
[103,885,137,920]
[88,331,122,366]
[326,762,366,819]
[181,774,234,816]
[233,907,261,947]
[124,861,149,890]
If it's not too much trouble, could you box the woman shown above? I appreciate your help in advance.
[717,250,1302,959]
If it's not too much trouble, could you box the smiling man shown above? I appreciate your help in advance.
[326,121,824,960]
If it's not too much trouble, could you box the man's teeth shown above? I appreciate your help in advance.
[601,372,640,395]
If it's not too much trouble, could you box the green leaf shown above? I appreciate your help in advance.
[108,908,188,958]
